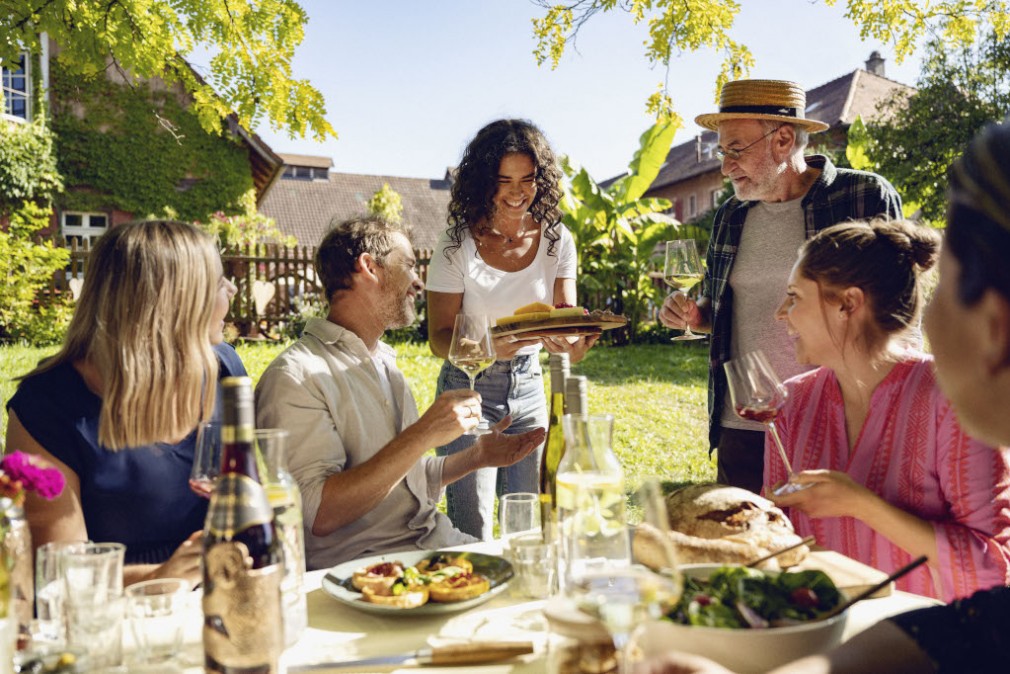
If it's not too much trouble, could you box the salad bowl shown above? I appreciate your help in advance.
[636,564,848,673]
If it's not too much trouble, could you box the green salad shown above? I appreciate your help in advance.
[666,566,844,629]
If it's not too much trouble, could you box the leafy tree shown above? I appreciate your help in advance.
[532,1,1010,123]
[2,0,335,141]
[367,183,404,224]
[854,30,1010,225]
[561,121,681,343]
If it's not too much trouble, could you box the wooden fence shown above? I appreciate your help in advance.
[47,239,434,339]
[45,231,709,339]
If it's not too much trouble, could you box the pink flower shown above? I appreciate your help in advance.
[1,452,65,501]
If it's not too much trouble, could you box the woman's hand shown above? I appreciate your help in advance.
[149,530,204,585]
[492,333,542,361]
[770,469,879,519]
[540,333,600,364]
[472,416,546,469]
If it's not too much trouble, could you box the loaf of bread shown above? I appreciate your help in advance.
[632,483,810,570]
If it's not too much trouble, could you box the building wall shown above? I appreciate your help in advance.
[650,171,726,221]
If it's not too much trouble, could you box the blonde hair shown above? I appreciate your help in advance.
[25,220,222,449]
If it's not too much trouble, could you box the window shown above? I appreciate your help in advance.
[283,165,327,180]
[1,53,30,121]
[61,212,109,248]
[711,189,721,210]
[688,194,697,218]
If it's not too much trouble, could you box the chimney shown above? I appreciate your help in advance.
[865,51,885,77]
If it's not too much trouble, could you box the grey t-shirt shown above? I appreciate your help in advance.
[721,199,812,430]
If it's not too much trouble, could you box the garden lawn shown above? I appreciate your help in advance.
[0,341,715,487]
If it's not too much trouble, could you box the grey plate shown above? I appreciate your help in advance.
[321,549,513,616]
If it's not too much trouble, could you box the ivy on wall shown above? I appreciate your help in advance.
[49,61,254,222]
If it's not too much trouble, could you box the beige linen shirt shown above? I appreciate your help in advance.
[256,318,475,570]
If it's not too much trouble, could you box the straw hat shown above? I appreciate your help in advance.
[695,79,829,133]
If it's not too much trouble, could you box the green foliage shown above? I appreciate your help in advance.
[859,29,1010,225]
[367,183,404,224]
[531,0,1010,119]
[560,121,682,341]
[0,117,63,211]
[2,0,335,141]
[49,61,258,221]
[0,202,72,344]
[533,0,754,119]
[197,205,297,249]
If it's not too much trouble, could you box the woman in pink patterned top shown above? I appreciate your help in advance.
[766,218,1010,601]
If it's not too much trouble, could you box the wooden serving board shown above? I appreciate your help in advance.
[492,317,627,338]
[793,549,894,599]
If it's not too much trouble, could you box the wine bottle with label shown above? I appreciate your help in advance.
[539,353,570,534]
[203,377,284,674]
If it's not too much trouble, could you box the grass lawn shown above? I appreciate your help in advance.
[1,340,716,487]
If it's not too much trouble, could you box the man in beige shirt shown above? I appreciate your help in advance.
[256,215,545,570]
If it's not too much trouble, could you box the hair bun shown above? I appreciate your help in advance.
[874,220,940,272]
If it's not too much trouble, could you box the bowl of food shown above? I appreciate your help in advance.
[636,564,849,674]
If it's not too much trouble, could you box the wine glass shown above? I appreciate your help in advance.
[569,479,682,673]
[723,350,811,496]
[663,240,706,341]
[448,313,496,436]
[189,420,221,498]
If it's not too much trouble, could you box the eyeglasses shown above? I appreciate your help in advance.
[715,125,783,161]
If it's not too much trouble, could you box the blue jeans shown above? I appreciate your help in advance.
[435,354,547,540]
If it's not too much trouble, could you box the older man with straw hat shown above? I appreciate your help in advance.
[659,79,902,494]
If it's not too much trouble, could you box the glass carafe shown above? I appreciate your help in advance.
[555,413,630,592]
[258,429,308,647]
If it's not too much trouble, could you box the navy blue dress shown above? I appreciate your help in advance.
[6,343,247,564]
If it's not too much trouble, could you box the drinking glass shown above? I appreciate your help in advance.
[189,420,222,498]
[62,542,127,670]
[499,492,541,543]
[724,350,811,496]
[125,578,190,667]
[33,540,87,646]
[448,313,496,435]
[569,479,682,674]
[663,240,706,341]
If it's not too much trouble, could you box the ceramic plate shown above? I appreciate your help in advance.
[321,549,513,616]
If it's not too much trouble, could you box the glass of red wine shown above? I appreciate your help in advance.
[723,350,811,496]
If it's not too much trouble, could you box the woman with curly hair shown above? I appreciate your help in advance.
[5,219,245,586]
[426,119,596,539]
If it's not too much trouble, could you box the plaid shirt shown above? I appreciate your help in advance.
[702,155,903,451]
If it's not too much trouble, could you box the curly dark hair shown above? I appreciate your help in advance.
[444,119,564,259]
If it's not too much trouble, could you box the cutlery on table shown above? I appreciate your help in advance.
[286,641,535,671]
[816,555,928,621]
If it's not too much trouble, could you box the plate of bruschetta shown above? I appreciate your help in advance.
[321,550,513,615]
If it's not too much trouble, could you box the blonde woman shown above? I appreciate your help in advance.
[5,220,244,585]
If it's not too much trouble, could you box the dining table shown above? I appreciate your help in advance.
[165,540,943,674]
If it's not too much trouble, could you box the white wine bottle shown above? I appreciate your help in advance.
[539,353,570,534]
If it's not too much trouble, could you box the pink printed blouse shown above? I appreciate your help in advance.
[764,356,1010,601]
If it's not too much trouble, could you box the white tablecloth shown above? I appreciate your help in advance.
[167,541,941,673]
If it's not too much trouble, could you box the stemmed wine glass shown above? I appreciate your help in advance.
[569,478,682,674]
[448,313,496,436]
[723,350,811,496]
[189,420,221,498]
[663,240,706,341]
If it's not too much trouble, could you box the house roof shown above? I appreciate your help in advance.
[260,170,453,250]
[278,153,334,169]
[645,68,913,191]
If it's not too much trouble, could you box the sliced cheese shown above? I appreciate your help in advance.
[514,301,554,314]
[549,307,587,319]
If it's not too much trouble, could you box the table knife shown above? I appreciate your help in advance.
[287,641,535,671]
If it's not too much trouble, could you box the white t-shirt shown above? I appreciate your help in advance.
[425,224,578,357]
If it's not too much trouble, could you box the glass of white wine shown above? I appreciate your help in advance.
[569,478,682,674]
[448,313,496,436]
[663,239,706,341]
